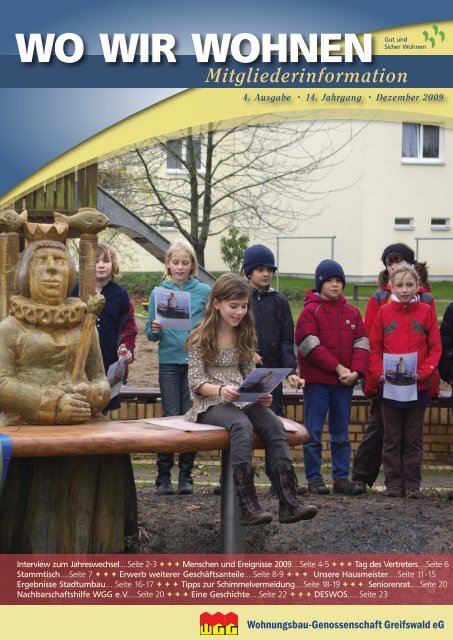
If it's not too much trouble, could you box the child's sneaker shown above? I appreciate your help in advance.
[333,478,363,495]
[308,479,330,495]
[406,489,421,499]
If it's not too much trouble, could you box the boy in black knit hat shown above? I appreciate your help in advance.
[242,244,304,415]
[296,259,369,495]
[242,244,304,494]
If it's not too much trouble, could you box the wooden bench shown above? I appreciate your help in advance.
[0,418,309,554]
[352,283,376,300]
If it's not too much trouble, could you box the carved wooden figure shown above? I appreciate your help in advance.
[0,225,110,426]
[0,220,137,553]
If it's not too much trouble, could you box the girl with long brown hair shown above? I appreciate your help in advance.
[185,273,317,526]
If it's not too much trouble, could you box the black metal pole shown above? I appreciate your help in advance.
[220,449,245,554]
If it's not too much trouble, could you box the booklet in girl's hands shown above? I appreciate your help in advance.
[237,367,293,401]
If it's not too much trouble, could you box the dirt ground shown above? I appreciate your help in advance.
[128,486,452,555]
[126,314,453,555]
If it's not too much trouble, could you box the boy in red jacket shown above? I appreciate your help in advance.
[368,264,441,498]
[296,260,370,495]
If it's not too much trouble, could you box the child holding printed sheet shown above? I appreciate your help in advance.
[185,273,317,526]
[367,264,441,498]
[146,239,210,495]
[72,242,138,412]
[352,244,438,492]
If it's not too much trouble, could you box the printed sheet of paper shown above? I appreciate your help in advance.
[383,352,418,402]
[154,286,192,330]
[237,367,293,401]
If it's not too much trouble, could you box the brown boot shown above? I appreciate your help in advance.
[273,465,317,524]
[233,467,273,526]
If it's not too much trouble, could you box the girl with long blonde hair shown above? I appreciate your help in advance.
[146,238,211,495]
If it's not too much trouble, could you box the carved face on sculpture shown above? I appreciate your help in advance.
[28,247,70,306]
[15,240,76,304]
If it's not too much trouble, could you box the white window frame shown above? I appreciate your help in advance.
[394,217,414,230]
[430,217,450,231]
[166,137,205,174]
[401,123,444,165]
[158,219,178,232]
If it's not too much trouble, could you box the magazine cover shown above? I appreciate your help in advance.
[0,0,452,637]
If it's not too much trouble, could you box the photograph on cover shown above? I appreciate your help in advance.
[383,352,418,401]
[0,116,452,559]
[154,286,192,329]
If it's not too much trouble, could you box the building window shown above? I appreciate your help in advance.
[394,217,414,230]
[431,217,450,231]
[166,137,203,173]
[402,123,443,164]
[158,219,177,231]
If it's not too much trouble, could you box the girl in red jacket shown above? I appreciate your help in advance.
[368,264,441,498]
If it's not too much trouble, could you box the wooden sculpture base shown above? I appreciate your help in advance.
[0,454,137,553]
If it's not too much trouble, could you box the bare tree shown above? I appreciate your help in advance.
[99,119,365,266]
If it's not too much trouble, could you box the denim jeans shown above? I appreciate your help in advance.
[303,383,354,481]
[157,364,194,478]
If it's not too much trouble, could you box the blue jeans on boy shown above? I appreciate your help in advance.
[157,364,194,480]
[303,383,354,482]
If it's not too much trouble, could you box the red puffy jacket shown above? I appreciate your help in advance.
[364,286,440,397]
[295,290,370,386]
[366,299,442,396]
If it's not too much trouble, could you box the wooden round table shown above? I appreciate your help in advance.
[0,418,309,553]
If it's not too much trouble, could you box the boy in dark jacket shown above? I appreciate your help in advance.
[242,244,304,494]
[296,260,369,495]
[242,244,304,416]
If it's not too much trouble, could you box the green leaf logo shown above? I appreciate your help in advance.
[422,25,446,48]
